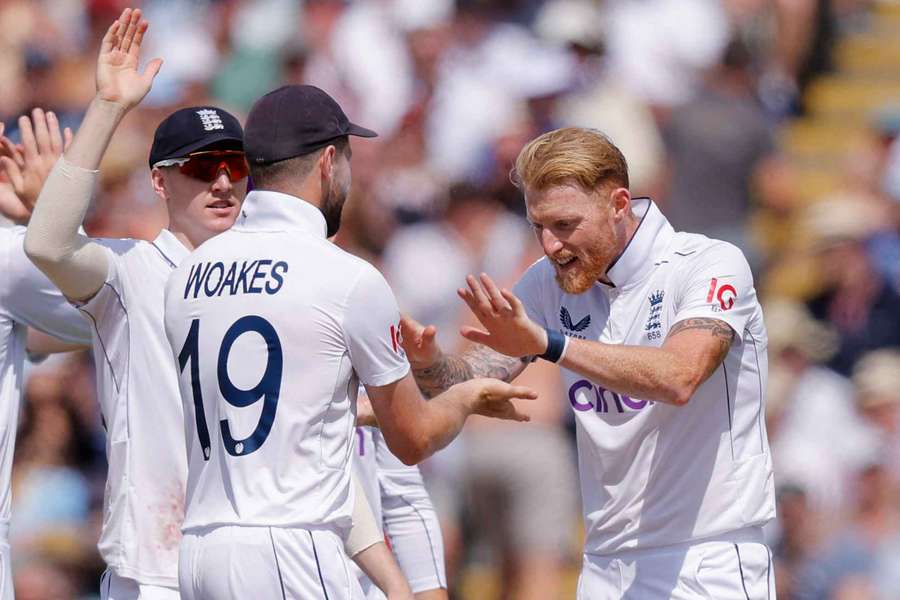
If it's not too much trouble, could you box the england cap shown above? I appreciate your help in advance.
[148,106,244,168]
[244,85,377,164]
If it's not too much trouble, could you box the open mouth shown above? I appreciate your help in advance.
[554,255,578,269]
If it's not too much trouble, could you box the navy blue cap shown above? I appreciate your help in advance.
[244,85,377,164]
[149,106,244,168]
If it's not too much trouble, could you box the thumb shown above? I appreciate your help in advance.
[460,326,491,346]
[141,58,163,85]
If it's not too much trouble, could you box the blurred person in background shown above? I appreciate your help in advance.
[661,37,782,269]
[770,486,820,600]
[763,299,874,516]
[793,461,900,600]
[801,198,900,375]
[0,107,93,600]
[851,349,900,495]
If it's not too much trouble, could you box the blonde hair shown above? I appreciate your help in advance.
[512,127,629,193]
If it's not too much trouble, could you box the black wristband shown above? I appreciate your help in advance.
[538,328,567,363]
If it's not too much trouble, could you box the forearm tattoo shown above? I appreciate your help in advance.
[412,345,528,398]
[666,317,735,367]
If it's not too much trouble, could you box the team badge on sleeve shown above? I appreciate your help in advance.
[707,278,737,311]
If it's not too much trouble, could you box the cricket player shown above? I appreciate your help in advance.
[354,424,447,600]
[23,10,243,597]
[26,11,413,599]
[402,127,776,599]
[0,111,93,600]
[164,83,534,600]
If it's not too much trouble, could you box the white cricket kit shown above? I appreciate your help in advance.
[164,190,409,600]
[514,198,776,598]
[354,426,446,598]
[0,225,92,598]
[76,230,190,589]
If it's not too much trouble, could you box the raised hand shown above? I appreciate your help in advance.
[96,8,162,109]
[398,314,441,369]
[457,273,547,358]
[0,109,73,217]
[459,378,536,422]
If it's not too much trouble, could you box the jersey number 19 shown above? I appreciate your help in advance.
[178,315,282,460]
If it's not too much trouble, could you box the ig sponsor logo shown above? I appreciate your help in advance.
[568,379,651,414]
[707,278,737,311]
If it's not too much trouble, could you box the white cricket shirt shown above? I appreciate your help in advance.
[164,190,409,535]
[0,226,91,534]
[77,229,190,586]
[514,198,775,555]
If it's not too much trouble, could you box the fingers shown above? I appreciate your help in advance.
[100,17,121,55]
[130,19,149,59]
[31,108,52,156]
[500,288,525,313]
[506,385,538,400]
[479,273,512,313]
[18,115,37,161]
[46,111,63,154]
[399,314,424,340]
[0,138,23,168]
[63,127,73,151]
[0,157,24,193]
[120,9,141,55]
[466,274,493,314]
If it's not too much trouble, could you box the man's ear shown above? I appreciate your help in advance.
[610,186,631,220]
[151,168,167,202]
[319,145,336,180]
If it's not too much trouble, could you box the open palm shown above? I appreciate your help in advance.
[96,8,162,109]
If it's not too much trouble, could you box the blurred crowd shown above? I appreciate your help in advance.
[2,0,900,598]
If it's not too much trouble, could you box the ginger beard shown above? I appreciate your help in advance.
[551,229,618,294]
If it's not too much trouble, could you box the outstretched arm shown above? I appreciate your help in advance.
[24,8,162,302]
[457,273,734,406]
[400,315,529,399]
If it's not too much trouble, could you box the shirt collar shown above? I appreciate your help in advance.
[152,228,191,268]
[604,197,674,290]
[232,190,327,238]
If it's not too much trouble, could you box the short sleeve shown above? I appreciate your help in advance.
[75,240,134,325]
[672,242,758,339]
[343,264,410,387]
[512,260,548,328]
[0,228,91,344]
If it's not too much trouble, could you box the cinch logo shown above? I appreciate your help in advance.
[568,379,651,414]
[560,306,590,339]
[196,109,224,131]
[706,278,737,311]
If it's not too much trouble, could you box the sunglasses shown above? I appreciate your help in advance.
[154,150,249,182]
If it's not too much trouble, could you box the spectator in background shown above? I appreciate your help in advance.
[794,462,900,600]
[770,486,820,600]
[801,198,900,375]
[852,350,900,490]
[661,37,781,268]
[536,0,666,198]
[764,299,874,516]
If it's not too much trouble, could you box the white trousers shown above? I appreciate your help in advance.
[578,529,775,600]
[179,525,365,600]
[98,571,179,600]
